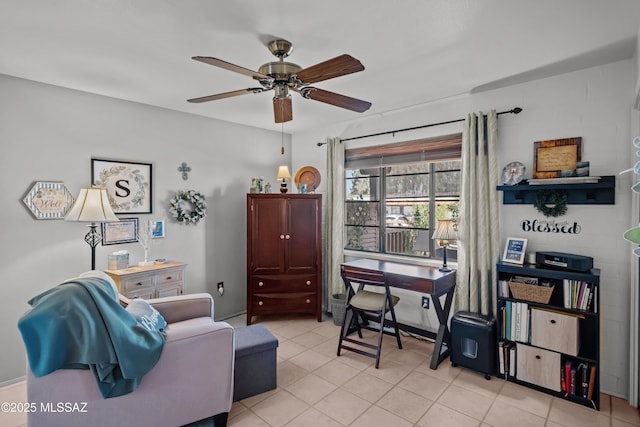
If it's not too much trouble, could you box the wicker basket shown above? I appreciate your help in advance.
[508,281,554,304]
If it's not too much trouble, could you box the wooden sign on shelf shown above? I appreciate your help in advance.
[533,137,582,179]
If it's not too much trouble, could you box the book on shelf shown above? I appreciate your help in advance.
[509,345,516,377]
[564,361,572,397]
[499,280,509,297]
[581,285,591,310]
[504,343,510,376]
[570,367,576,395]
[520,302,529,343]
[587,365,597,400]
[510,302,517,341]
[498,341,505,375]
[576,282,585,309]
[579,363,589,399]
[514,302,521,342]
[505,301,512,340]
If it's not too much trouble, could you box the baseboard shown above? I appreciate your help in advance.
[0,375,26,389]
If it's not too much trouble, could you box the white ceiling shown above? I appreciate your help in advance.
[2,1,640,134]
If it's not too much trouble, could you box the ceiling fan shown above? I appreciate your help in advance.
[187,39,372,123]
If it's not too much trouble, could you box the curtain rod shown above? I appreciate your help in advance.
[316,107,522,146]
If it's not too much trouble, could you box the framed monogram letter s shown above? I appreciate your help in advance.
[92,158,153,214]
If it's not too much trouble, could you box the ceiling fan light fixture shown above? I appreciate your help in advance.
[274,85,289,99]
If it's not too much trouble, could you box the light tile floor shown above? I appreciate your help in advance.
[2,314,640,427]
[228,314,639,427]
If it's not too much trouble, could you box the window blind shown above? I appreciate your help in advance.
[345,133,462,169]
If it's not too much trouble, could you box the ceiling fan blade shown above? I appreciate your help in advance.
[295,54,365,84]
[192,57,273,82]
[273,97,293,123]
[187,87,265,103]
[299,87,371,112]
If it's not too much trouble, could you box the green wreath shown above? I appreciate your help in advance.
[534,190,567,217]
[169,190,207,225]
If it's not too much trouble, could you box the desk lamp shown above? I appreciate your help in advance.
[65,187,118,270]
[277,165,291,193]
[432,219,458,272]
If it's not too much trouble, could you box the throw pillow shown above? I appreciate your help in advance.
[126,299,167,332]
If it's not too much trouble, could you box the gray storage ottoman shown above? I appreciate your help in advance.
[233,324,279,401]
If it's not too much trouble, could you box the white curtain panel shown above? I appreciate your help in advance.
[324,137,345,311]
[456,110,500,315]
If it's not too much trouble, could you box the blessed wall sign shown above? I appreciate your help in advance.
[520,219,582,234]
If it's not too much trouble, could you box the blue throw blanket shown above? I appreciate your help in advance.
[18,277,166,398]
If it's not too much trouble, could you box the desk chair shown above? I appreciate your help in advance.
[338,265,402,368]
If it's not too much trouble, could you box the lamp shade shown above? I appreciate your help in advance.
[276,165,291,181]
[65,188,118,222]
[432,219,458,242]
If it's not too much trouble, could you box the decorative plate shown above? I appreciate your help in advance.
[501,162,526,186]
[294,166,321,192]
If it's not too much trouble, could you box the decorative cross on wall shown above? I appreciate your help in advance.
[178,162,191,181]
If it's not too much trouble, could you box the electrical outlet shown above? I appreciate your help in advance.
[421,296,430,309]
[217,282,224,296]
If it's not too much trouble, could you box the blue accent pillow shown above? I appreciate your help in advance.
[126,299,167,332]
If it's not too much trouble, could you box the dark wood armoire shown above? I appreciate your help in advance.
[246,193,322,325]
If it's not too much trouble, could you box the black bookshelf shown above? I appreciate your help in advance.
[496,261,600,410]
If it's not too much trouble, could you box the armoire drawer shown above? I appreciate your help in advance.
[516,343,561,391]
[530,308,580,356]
[251,292,317,315]
[249,276,317,293]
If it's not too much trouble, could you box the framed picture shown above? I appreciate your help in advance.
[533,137,582,179]
[22,181,75,219]
[502,237,528,265]
[101,218,139,245]
[151,220,165,238]
[92,158,152,214]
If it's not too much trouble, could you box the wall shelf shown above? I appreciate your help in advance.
[496,175,615,205]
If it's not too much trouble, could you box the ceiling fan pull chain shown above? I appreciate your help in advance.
[281,123,285,155]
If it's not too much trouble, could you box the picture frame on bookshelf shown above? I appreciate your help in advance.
[502,237,528,264]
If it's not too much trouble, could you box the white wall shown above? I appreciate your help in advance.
[0,74,291,384]
[292,59,635,398]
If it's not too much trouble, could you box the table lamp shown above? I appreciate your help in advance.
[277,165,291,193]
[432,219,458,272]
[65,187,119,270]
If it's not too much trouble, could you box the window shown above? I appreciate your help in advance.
[344,134,461,260]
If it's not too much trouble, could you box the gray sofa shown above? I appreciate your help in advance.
[25,283,234,427]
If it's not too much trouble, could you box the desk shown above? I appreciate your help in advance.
[341,259,456,369]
